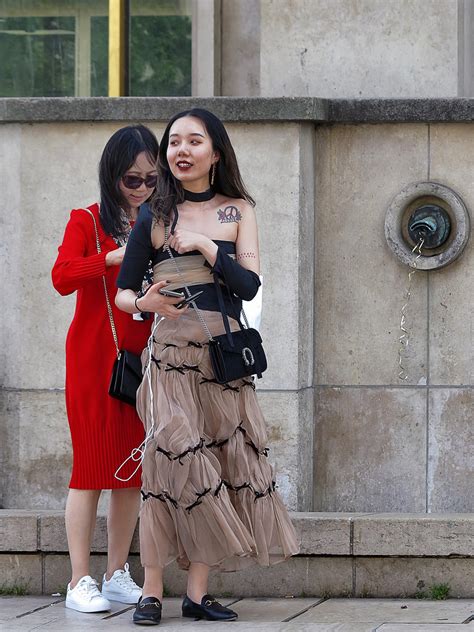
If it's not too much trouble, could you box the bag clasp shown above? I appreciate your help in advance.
[242,347,255,367]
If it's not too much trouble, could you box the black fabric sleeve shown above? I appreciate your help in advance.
[116,204,154,291]
[209,246,261,301]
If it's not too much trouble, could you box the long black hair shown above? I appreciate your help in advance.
[98,124,159,238]
[151,108,255,225]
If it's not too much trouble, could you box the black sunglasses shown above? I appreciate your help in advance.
[121,174,158,189]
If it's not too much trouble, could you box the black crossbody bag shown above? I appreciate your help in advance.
[164,225,267,384]
[82,209,143,406]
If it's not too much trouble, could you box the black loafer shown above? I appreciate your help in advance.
[133,596,162,625]
[182,594,238,621]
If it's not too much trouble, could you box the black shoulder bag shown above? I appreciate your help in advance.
[164,226,267,384]
[82,208,143,406]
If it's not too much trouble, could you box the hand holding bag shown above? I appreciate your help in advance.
[164,224,267,384]
[81,208,143,406]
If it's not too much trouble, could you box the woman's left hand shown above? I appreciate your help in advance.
[166,228,209,254]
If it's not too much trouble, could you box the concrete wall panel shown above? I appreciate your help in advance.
[314,124,429,386]
[428,389,474,512]
[260,0,458,98]
[314,387,427,512]
[429,124,474,385]
[1,389,70,509]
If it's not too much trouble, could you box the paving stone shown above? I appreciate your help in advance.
[353,513,474,556]
[377,625,468,631]
[229,597,322,622]
[0,510,38,552]
[0,595,63,622]
[293,598,474,624]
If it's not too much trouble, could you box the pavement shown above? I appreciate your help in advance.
[0,596,473,632]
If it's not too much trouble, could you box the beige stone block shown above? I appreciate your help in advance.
[429,124,474,386]
[0,554,42,594]
[260,0,457,98]
[221,0,260,96]
[314,388,427,512]
[42,553,143,594]
[40,512,139,554]
[162,557,350,598]
[2,122,166,391]
[257,389,313,511]
[427,389,474,512]
[353,513,474,556]
[294,597,474,624]
[304,557,353,598]
[228,122,314,391]
[314,124,429,386]
[355,557,474,599]
[1,390,71,509]
[291,512,360,555]
[0,510,38,551]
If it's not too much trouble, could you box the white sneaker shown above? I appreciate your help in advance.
[101,563,142,604]
[66,575,111,613]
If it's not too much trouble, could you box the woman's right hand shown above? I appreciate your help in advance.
[136,281,189,320]
[106,246,126,267]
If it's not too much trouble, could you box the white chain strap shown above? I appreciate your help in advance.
[80,208,120,357]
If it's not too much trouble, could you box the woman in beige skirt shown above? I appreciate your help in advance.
[116,108,299,626]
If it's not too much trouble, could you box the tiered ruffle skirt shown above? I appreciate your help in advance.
[137,310,299,571]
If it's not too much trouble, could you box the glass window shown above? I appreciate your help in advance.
[0,0,192,97]
[130,0,192,96]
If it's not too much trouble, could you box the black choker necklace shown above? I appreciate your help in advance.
[183,188,215,202]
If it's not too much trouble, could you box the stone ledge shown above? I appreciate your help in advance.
[353,513,474,557]
[1,511,472,557]
[1,97,474,123]
[0,96,329,123]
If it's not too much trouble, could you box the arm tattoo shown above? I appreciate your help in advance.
[237,251,256,261]
[217,205,242,224]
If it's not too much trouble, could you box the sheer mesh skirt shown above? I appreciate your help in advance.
[137,310,299,571]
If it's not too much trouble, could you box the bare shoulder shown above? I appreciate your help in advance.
[215,196,255,223]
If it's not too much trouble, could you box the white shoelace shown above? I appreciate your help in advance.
[111,563,140,593]
[73,577,102,601]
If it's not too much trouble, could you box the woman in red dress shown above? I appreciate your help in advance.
[52,125,158,613]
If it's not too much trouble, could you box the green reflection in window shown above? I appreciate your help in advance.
[0,16,75,96]
[130,15,191,96]
[91,16,108,97]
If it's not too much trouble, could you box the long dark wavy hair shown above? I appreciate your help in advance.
[151,108,255,225]
[98,124,159,238]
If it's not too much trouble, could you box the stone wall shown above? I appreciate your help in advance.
[0,97,472,514]
[0,110,314,512]
[220,0,474,98]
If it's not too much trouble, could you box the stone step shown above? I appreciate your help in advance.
[1,511,472,598]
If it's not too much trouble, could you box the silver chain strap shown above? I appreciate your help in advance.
[81,208,120,357]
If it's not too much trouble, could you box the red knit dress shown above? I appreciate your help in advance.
[52,203,151,489]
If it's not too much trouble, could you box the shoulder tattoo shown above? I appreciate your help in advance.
[217,205,242,224]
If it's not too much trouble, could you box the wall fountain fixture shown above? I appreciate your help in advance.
[385,181,470,270]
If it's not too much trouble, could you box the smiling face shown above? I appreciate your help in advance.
[119,151,158,212]
[166,116,219,192]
